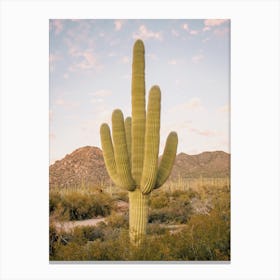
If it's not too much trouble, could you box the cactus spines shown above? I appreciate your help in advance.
[100,123,119,186]
[112,109,135,191]
[124,117,132,164]
[100,39,178,245]
[131,39,146,185]
[155,131,178,189]
[140,86,161,194]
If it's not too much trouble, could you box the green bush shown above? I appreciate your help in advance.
[150,192,169,209]
[106,212,129,229]
[49,191,112,221]
[49,182,230,261]
[49,192,61,214]
[113,191,128,202]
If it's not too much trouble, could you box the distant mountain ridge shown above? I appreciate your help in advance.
[49,146,230,188]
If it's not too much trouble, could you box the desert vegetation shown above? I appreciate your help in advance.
[49,177,230,261]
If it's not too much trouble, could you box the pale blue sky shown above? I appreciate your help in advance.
[49,19,230,164]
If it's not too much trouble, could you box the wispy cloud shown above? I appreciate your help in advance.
[49,53,61,72]
[189,127,217,137]
[182,23,199,36]
[55,98,79,109]
[147,53,158,60]
[90,89,112,98]
[202,37,210,43]
[189,30,199,35]
[90,98,104,104]
[182,23,189,31]
[204,19,228,27]
[51,19,63,35]
[133,25,163,41]
[63,73,69,79]
[203,26,211,32]
[171,29,180,37]
[202,19,229,35]
[168,59,178,65]
[213,27,229,37]
[69,50,99,71]
[114,19,125,31]
[121,56,130,64]
[218,104,230,113]
[169,97,204,113]
[192,54,204,63]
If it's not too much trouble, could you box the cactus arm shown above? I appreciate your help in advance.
[100,123,119,185]
[154,131,178,189]
[112,109,135,191]
[140,86,161,194]
[124,117,132,164]
[131,39,146,185]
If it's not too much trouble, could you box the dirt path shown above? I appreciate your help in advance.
[53,217,106,232]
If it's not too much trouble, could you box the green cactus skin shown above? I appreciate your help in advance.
[100,39,178,245]
[155,131,178,189]
[100,123,119,186]
[131,40,146,185]
[140,86,161,195]
[124,117,132,164]
[129,189,149,246]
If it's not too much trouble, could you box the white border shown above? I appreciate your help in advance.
[1,1,279,279]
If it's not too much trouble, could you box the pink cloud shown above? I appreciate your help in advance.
[204,19,228,27]
[169,97,204,113]
[68,49,99,71]
[121,56,130,64]
[203,26,211,32]
[114,20,125,31]
[214,27,229,37]
[182,23,189,31]
[218,104,230,113]
[168,59,178,65]
[55,98,79,109]
[52,19,63,35]
[49,53,61,72]
[171,29,180,37]
[133,25,162,41]
[189,127,217,137]
[190,30,199,35]
[192,54,204,63]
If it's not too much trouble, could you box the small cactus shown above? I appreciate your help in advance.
[100,39,178,245]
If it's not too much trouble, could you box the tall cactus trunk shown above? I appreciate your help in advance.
[100,39,178,248]
[129,189,149,246]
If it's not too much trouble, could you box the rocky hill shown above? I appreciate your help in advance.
[169,151,230,180]
[49,146,230,188]
[49,146,110,188]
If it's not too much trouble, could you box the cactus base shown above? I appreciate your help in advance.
[129,188,149,246]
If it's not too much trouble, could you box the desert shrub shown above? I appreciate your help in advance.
[81,225,105,241]
[50,207,230,261]
[50,181,230,261]
[50,191,112,221]
[150,192,169,209]
[113,191,128,202]
[106,212,129,229]
[49,192,61,214]
[52,229,130,261]
[49,224,59,257]
[149,196,193,224]
[147,224,167,235]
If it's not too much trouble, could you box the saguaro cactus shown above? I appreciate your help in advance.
[100,39,178,245]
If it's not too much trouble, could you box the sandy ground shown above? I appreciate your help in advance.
[53,217,106,232]
[51,200,129,233]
